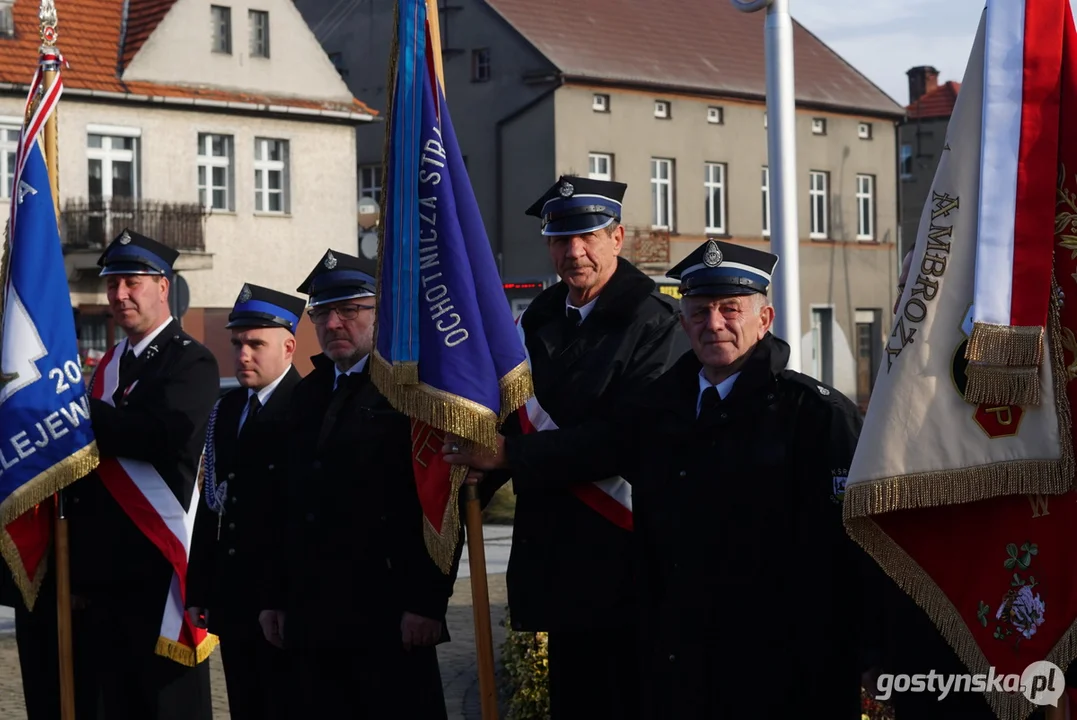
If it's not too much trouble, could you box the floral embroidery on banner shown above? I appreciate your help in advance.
[976,542,1044,649]
[1055,164,1077,381]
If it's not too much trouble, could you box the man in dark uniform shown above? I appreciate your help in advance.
[260,249,454,718]
[445,176,688,719]
[68,229,218,719]
[186,283,305,719]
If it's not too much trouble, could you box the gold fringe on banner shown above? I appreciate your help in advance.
[0,442,100,610]
[845,516,1068,720]
[498,360,534,423]
[965,322,1045,366]
[155,633,219,667]
[372,352,501,451]
[423,463,467,573]
[962,363,1041,406]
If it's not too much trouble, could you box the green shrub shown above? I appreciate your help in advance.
[499,609,550,720]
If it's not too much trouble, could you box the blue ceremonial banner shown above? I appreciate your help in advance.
[373,0,532,570]
[0,139,98,607]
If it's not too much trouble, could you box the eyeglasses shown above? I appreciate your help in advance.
[307,304,375,324]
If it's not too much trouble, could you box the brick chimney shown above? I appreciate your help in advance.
[907,66,940,104]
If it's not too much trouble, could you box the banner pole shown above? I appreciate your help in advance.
[38,2,75,717]
[424,1,498,716]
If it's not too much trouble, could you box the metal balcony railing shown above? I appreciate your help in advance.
[60,196,208,252]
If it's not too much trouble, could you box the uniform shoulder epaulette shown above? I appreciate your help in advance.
[780,370,851,408]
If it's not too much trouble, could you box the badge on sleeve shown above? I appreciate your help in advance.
[830,469,849,505]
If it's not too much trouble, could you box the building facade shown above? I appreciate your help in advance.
[296,0,906,407]
[898,66,960,258]
[0,0,372,375]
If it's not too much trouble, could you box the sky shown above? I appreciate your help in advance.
[790,0,985,107]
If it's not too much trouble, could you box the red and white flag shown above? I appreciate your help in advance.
[90,343,216,666]
[845,2,1077,718]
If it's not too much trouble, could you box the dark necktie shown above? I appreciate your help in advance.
[240,394,261,437]
[565,307,582,336]
[698,385,722,425]
[119,348,135,377]
[320,373,361,450]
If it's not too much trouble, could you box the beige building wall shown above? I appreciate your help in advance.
[553,84,900,401]
[123,0,353,102]
[0,98,358,310]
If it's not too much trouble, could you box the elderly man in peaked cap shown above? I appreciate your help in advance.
[66,228,219,719]
[260,249,455,718]
[186,283,307,720]
[444,175,688,719]
[458,237,880,717]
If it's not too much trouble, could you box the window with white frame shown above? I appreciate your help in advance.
[704,162,726,233]
[359,165,382,202]
[588,153,612,181]
[811,117,827,135]
[87,130,139,200]
[254,137,289,213]
[858,122,872,140]
[197,133,234,211]
[249,10,270,58]
[0,125,18,199]
[761,166,770,236]
[856,174,875,240]
[211,5,231,54]
[651,157,674,230]
[592,94,609,112]
[654,100,670,119]
[707,106,724,125]
[809,170,828,239]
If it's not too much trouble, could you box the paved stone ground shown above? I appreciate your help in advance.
[0,573,509,720]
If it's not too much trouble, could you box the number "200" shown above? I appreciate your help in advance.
[49,361,84,394]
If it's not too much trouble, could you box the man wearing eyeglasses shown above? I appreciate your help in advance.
[260,249,454,718]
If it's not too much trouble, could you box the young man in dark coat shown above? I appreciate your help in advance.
[186,283,306,719]
[446,176,688,719]
[260,249,455,718]
[67,229,219,719]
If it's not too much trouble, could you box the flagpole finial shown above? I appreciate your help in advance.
[39,0,58,48]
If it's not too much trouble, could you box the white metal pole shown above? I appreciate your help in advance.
[733,0,802,372]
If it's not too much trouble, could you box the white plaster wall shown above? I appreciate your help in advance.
[0,97,358,309]
[123,0,353,102]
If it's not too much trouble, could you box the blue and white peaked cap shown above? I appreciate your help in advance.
[227,283,307,334]
[296,249,377,308]
[524,175,627,236]
[97,228,179,277]
[667,238,778,297]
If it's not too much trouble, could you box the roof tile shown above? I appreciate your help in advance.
[0,0,376,117]
[482,0,905,117]
[906,81,960,120]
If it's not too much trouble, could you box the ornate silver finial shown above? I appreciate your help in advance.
[39,0,58,47]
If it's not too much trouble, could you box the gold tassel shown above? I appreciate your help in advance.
[498,360,534,423]
[0,442,100,610]
[155,633,219,667]
[962,363,1041,406]
[422,463,466,574]
[965,322,1044,366]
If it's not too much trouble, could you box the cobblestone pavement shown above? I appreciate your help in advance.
[0,573,508,720]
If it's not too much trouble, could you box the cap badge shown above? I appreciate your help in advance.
[559,181,574,198]
[119,230,132,245]
[324,251,338,270]
[238,284,252,303]
[703,240,723,268]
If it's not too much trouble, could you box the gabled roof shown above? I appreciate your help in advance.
[482,0,905,118]
[907,81,960,120]
[0,0,375,120]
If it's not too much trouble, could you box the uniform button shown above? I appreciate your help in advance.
[719,412,728,420]
[306,513,315,522]
[669,654,676,662]
[312,461,322,470]
[228,522,235,531]
[73,497,80,504]
[267,464,275,471]
[766,393,775,401]
[678,470,687,478]
[227,548,235,556]
[231,496,237,505]
[227,472,235,480]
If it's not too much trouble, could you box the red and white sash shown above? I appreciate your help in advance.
[90,343,216,666]
[515,316,633,531]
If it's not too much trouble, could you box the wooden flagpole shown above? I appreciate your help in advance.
[423,2,498,718]
[37,2,76,718]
